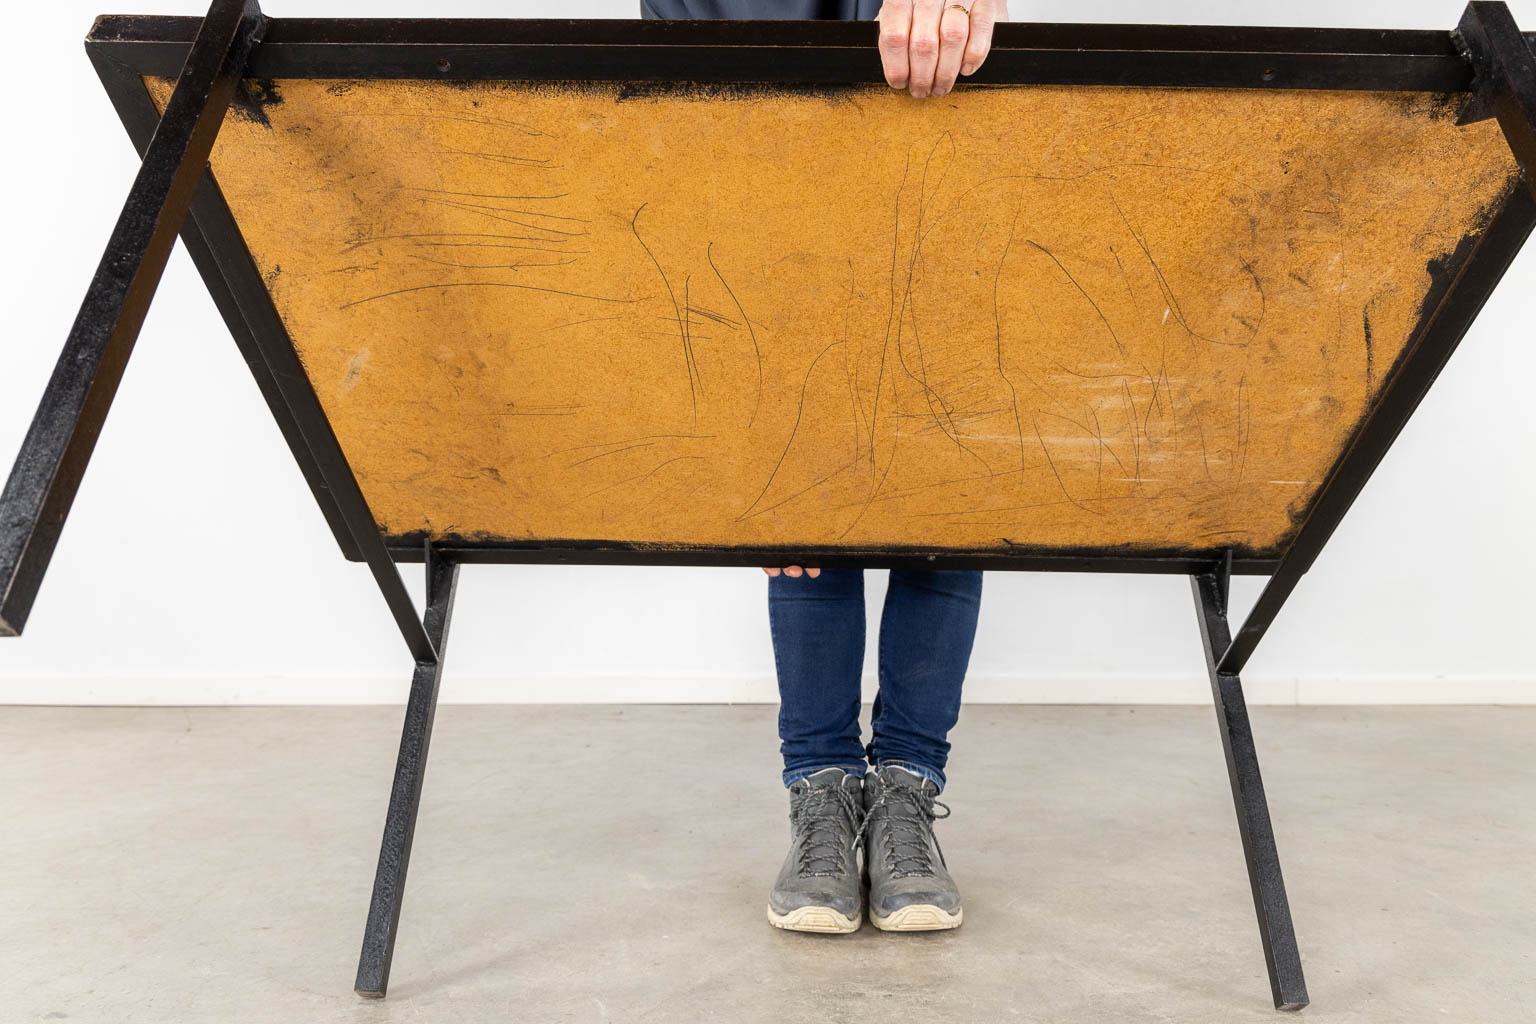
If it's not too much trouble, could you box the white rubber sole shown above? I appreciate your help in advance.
[869,903,963,931]
[766,903,862,934]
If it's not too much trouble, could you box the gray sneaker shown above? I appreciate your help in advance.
[861,765,962,931]
[767,767,865,933]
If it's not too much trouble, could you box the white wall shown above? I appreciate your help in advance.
[2,0,1533,705]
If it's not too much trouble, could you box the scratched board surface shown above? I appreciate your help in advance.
[149,79,1518,555]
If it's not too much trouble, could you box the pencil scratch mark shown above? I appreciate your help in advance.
[1033,417,1104,516]
[1110,190,1247,349]
[738,340,845,521]
[539,434,715,459]
[631,203,699,425]
[1026,239,1126,357]
[1236,375,1250,484]
[1237,256,1266,339]
[840,432,901,541]
[738,457,862,523]
[890,134,990,472]
[563,455,706,508]
[869,145,915,480]
[1122,380,1142,484]
[568,441,656,468]
[341,230,577,254]
[404,188,568,201]
[1196,415,1213,481]
[340,282,646,310]
[995,204,1028,474]
[708,242,764,428]
[1110,244,1140,312]
[538,315,624,334]
[683,274,702,396]
[422,198,588,236]
[440,149,559,168]
[405,254,580,272]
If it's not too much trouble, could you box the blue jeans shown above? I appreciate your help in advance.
[769,569,983,794]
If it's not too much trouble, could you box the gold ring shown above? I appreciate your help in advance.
[947,3,971,13]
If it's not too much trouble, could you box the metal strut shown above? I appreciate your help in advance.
[355,542,460,998]
[10,0,437,663]
[0,0,263,636]
[1192,556,1308,1012]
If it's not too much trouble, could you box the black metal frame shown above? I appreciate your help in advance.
[3,0,1534,1011]
[0,0,264,638]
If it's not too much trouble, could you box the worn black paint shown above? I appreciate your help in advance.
[230,75,282,124]
[1273,170,1518,543]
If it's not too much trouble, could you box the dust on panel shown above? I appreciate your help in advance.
[148,78,1519,554]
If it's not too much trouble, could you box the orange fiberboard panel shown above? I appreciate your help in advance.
[149,78,1519,556]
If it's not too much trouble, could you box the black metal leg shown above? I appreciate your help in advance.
[1191,566,1308,1012]
[355,545,459,998]
[0,0,262,637]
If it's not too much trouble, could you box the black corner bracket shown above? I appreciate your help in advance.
[1455,2,1536,196]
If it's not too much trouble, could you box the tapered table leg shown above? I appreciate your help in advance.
[1191,570,1309,1012]
[355,549,460,998]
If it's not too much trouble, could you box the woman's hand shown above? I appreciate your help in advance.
[763,566,822,579]
[878,0,1008,99]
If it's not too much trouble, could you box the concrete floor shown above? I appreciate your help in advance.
[1,704,1532,1023]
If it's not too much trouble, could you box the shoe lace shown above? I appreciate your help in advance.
[790,780,863,877]
[854,781,951,879]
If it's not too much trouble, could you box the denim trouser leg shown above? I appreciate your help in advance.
[866,569,983,792]
[769,568,983,793]
[769,569,868,785]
